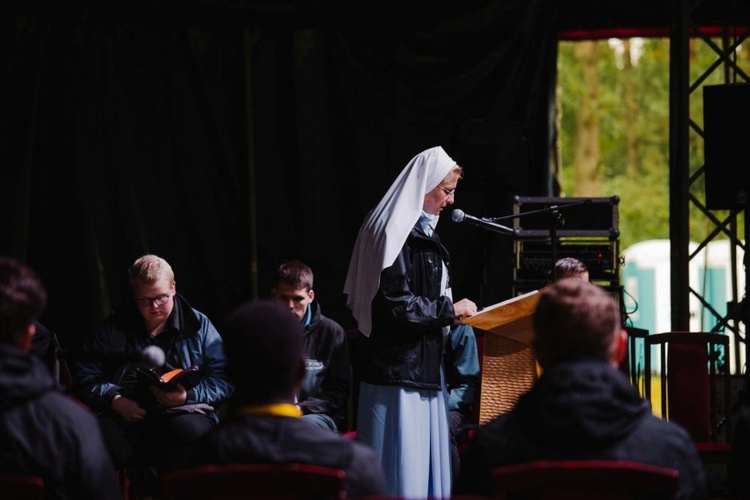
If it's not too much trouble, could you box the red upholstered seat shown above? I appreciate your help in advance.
[161,463,346,500]
[492,459,679,499]
[0,473,44,500]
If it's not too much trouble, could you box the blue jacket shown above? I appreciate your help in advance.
[74,293,233,421]
[445,324,480,414]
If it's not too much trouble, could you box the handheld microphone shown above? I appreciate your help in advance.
[73,345,167,367]
[140,345,166,369]
[451,209,516,236]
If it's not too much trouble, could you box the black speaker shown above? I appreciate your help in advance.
[703,83,750,210]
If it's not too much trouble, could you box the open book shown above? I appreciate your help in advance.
[463,287,547,344]
[136,365,201,390]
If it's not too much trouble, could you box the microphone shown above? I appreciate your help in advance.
[140,345,166,369]
[451,209,516,236]
[73,345,167,366]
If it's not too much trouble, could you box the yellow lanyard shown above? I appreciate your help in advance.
[237,403,302,418]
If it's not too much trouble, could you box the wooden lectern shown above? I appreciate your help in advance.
[464,288,544,425]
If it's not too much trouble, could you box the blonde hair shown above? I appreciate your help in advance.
[128,254,175,288]
[448,164,464,180]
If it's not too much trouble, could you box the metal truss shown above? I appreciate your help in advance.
[673,1,750,377]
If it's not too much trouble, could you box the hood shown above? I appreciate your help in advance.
[0,345,57,411]
[515,359,650,449]
[215,415,354,468]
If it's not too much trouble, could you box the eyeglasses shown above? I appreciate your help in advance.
[439,186,456,197]
[135,293,171,308]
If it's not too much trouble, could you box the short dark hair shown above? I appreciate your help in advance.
[555,257,588,280]
[221,299,305,405]
[533,279,620,366]
[0,257,47,345]
[274,260,313,291]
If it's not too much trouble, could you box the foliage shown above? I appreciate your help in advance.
[556,36,750,251]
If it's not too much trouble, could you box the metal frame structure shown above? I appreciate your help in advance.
[671,0,749,379]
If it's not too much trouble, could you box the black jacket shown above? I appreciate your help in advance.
[0,345,122,500]
[456,359,708,499]
[355,226,455,390]
[193,414,387,498]
[299,301,350,430]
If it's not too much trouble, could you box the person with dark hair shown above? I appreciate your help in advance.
[191,299,387,498]
[0,256,122,500]
[74,254,233,497]
[343,145,478,497]
[553,256,589,282]
[271,260,350,432]
[456,279,707,499]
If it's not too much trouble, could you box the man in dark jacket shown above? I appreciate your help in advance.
[74,254,233,497]
[191,299,387,499]
[271,260,350,432]
[0,256,122,500]
[456,279,708,499]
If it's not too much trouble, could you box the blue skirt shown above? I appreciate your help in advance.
[356,373,452,498]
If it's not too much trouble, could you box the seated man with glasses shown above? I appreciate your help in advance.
[74,254,234,498]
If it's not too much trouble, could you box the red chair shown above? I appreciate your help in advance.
[161,463,346,500]
[644,331,732,464]
[0,473,44,500]
[492,460,679,499]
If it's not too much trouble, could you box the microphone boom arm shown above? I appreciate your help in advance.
[451,209,516,236]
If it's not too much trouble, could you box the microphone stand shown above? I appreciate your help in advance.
[490,199,592,282]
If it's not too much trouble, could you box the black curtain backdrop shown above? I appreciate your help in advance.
[2,1,563,353]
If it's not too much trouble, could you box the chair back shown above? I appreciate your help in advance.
[644,331,731,443]
[491,460,679,499]
[0,473,44,500]
[161,463,346,500]
[667,340,711,441]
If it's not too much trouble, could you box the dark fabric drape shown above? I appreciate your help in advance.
[2,2,559,352]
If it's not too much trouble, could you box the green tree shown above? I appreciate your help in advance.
[557,37,750,251]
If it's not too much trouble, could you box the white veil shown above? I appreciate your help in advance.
[343,146,457,337]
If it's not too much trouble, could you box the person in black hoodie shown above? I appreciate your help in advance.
[0,256,121,500]
[456,278,708,499]
[191,299,387,498]
[271,260,350,432]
